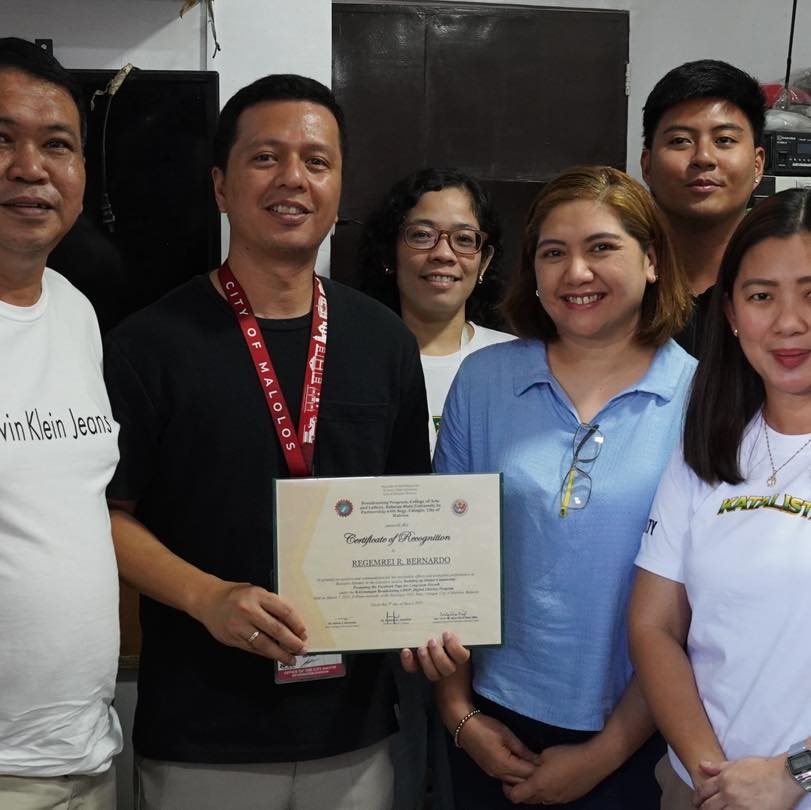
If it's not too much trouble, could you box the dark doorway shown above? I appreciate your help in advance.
[332,2,629,298]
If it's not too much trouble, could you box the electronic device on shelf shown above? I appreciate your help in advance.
[764,130,811,176]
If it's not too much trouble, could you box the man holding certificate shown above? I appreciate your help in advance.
[105,75,430,810]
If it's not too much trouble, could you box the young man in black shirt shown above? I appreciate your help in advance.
[640,60,766,357]
[106,75,430,810]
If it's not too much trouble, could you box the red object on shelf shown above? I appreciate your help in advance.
[761,82,811,107]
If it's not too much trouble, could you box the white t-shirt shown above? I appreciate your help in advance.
[0,269,122,777]
[636,416,811,807]
[421,322,515,454]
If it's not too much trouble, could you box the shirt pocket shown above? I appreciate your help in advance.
[315,401,390,475]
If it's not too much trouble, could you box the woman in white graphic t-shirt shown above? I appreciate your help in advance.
[631,187,811,810]
[359,168,515,455]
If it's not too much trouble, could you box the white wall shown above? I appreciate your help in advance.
[213,0,332,110]
[0,0,207,71]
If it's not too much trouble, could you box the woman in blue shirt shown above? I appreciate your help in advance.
[407,166,696,808]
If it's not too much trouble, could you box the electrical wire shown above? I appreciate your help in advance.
[781,0,800,109]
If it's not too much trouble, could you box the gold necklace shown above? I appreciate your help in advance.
[762,413,811,487]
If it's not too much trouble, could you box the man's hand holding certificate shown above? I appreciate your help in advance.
[274,473,502,653]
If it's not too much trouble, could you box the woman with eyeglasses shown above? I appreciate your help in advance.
[358,168,514,810]
[359,168,515,455]
[404,166,695,809]
[630,189,811,810]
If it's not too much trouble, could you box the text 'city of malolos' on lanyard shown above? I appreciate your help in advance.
[218,263,327,477]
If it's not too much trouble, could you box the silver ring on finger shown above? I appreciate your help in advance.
[247,629,261,645]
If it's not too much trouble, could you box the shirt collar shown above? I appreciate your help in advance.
[513,339,555,396]
[514,338,692,404]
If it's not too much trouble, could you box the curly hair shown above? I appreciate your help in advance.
[357,168,504,325]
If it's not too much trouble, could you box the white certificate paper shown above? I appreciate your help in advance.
[274,473,502,653]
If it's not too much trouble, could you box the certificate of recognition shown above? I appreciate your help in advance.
[274,473,502,653]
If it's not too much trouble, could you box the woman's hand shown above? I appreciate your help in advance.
[694,756,806,810]
[456,712,537,785]
[502,741,610,805]
[400,631,470,681]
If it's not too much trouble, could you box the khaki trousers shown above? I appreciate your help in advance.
[656,754,696,810]
[0,768,115,810]
[135,736,394,810]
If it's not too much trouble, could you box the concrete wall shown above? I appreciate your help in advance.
[3,2,810,808]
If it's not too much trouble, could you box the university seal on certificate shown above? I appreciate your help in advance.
[273,473,502,653]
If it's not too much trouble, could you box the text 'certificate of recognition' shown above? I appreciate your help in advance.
[274,473,502,653]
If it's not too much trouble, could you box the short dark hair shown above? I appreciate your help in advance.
[0,37,86,146]
[642,60,765,149]
[358,167,505,325]
[502,165,692,346]
[684,188,811,485]
[213,74,346,170]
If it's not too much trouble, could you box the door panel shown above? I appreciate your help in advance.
[425,8,627,176]
[332,3,628,300]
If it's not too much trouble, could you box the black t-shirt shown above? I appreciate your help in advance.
[673,285,713,359]
[105,274,431,762]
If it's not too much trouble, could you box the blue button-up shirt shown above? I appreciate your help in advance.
[435,338,696,730]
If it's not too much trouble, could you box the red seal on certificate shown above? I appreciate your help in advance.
[451,499,468,516]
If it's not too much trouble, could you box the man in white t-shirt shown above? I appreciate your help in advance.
[0,38,122,809]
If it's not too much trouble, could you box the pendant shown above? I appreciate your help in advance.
[767,474,777,487]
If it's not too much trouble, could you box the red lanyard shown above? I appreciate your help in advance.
[218,263,327,477]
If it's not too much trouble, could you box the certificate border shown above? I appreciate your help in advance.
[271,472,503,655]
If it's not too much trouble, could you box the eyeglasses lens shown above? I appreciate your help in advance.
[449,230,482,254]
[559,424,603,517]
[564,468,592,509]
[403,225,483,255]
[573,425,604,463]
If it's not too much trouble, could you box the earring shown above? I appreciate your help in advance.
[733,328,739,337]
[384,265,394,276]
[535,290,540,299]
[478,272,485,285]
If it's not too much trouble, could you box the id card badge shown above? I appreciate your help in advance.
[275,654,345,684]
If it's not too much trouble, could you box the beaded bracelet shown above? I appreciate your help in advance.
[453,707,481,748]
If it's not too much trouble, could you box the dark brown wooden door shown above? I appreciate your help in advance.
[332,2,629,290]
